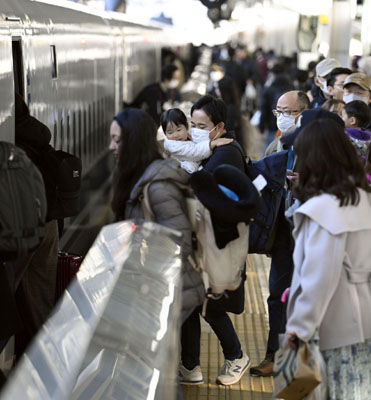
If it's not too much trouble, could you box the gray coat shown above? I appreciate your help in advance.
[124,158,205,322]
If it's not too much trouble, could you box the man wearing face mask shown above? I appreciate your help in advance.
[343,72,371,107]
[250,90,309,378]
[311,58,341,108]
[266,90,310,155]
[129,64,181,127]
[180,95,251,386]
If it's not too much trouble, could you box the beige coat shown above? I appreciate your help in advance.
[286,190,371,350]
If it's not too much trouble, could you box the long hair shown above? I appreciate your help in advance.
[293,119,371,206]
[111,108,162,218]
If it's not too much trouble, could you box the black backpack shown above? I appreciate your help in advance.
[245,150,288,254]
[38,149,82,220]
[0,141,46,255]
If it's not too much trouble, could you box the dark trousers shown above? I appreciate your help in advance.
[265,210,294,360]
[15,220,59,356]
[181,276,245,369]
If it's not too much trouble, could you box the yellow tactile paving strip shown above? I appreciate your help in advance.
[182,253,274,399]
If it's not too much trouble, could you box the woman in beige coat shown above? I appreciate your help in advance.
[285,119,371,400]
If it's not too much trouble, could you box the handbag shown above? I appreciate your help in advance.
[273,338,322,400]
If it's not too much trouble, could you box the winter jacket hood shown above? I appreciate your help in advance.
[15,115,52,161]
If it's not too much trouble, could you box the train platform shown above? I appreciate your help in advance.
[182,252,274,400]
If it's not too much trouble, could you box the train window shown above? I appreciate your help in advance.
[50,45,58,79]
[12,38,24,98]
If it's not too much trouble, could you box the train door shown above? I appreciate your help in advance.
[12,37,25,100]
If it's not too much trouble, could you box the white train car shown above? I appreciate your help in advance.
[0,0,162,162]
[0,0,182,253]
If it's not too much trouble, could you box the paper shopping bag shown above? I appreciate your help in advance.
[273,339,321,400]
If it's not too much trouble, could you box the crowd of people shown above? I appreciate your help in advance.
[1,41,371,400]
[109,45,371,399]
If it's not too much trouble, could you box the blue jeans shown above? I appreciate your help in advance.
[265,205,294,360]
[181,276,245,369]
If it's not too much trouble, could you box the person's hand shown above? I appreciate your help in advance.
[286,170,299,186]
[286,332,298,350]
[210,138,233,149]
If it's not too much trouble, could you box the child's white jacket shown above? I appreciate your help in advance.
[164,137,211,174]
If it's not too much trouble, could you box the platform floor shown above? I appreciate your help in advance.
[182,253,274,399]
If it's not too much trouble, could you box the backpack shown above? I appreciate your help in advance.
[38,149,82,219]
[245,150,288,254]
[0,141,46,255]
[140,181,248,311]
[190,200,249,301]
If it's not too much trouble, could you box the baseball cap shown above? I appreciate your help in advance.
[343,73,371,92]
[315,58,341,77]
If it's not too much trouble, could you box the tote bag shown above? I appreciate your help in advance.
[273,339,321,400]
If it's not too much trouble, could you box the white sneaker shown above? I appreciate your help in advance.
[179,364,204,385]
[216,351,251,385]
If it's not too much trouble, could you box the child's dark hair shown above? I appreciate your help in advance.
[160,108,188,134]
[343,100,371,128]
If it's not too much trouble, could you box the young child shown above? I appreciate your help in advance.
[341,100,371,163]
[160,108,232,173]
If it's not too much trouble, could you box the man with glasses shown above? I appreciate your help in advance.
[326,67,352,100]
[266,90,309,155]
[250,90,309,378]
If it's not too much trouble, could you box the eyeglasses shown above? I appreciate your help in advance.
[272,109,302,117]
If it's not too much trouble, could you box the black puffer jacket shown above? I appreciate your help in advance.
[124,158,205,322]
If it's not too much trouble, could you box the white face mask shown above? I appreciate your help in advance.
[343,93,369,104]
[167,79,179,89]
[318,78,330,96]
[320,78,330,95]
[191,126,216,143]
[276,114,297,134]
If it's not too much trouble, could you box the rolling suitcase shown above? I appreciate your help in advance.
[55,251,83,303]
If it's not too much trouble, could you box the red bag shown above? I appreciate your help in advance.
[55,251,83,303]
